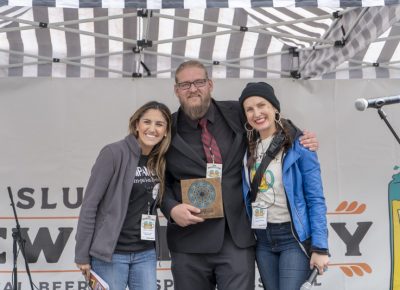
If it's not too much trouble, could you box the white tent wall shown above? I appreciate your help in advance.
[0,77,399,290]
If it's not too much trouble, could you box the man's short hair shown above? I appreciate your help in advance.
[175,60,209,83]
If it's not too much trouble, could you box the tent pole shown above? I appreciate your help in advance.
[152,28,332,45]
[154,11,332,43]
[0,48,133,76]
[329,62,400,74]
[0,26,36,33]
[349,59,400,71]
[0,50,135,70]
[52,12,137,26]
[154,12,242,31]
[342,7,369,41]
[142,50,290,76]
[152,66,289,77]
[0,61,49,69]
[152,12,335,46]
[0,15,138,45]
[155,10,333,29]
[0,12,138,34]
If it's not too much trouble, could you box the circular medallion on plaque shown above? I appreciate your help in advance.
[187,180,216,208]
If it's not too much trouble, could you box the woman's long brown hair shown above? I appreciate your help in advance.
[128,101,172,201]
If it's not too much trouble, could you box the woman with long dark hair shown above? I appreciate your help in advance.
[75,101,172,290]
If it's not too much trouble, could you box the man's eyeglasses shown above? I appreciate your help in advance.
[175,79,208,90]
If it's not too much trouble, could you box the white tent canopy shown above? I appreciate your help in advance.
[1,1,400,79]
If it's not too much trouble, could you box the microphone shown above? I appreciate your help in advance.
[300,267,319,290]
[355,95,400,111]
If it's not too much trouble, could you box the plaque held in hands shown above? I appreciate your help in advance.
[181,177,224,219]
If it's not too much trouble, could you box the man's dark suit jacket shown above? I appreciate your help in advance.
[160,100,256,253]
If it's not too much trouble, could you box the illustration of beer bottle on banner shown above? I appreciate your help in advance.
[389,165,400,290]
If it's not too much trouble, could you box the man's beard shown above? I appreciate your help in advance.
[181,94,211,120]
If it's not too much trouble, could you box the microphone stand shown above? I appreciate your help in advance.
[8,187,35,290]
[377,108,400,145]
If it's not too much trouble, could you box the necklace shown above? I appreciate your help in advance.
[255,139,267,161]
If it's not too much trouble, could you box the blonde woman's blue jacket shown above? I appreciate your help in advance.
[242,136,329,253]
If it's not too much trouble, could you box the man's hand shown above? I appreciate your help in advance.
[76,263,91,280]
[300,130,319,152]
[170,204,205,227]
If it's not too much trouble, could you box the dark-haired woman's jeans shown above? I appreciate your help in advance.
[91,248,157,290]
[255,222,311,290]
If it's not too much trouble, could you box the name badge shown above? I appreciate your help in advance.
[141,214,156,241]
[251,201,268,229]
[206,163,223,179]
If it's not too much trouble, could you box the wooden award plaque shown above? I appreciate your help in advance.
[181,177,224,219]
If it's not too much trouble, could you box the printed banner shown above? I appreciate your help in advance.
[0,77,399,290]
